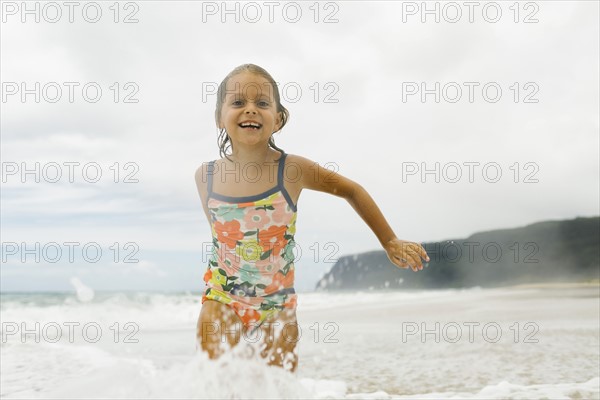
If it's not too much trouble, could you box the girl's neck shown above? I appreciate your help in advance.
[228,147,278,165]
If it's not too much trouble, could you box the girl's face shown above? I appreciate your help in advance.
[217,72,283,147]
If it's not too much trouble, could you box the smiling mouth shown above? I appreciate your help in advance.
[239,123,262,129]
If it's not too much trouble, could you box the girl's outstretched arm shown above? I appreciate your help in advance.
[293,155,429,272]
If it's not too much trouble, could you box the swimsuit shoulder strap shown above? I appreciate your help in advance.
[277,151,287,191]
[276,150,297,212]
[207,160,216,196]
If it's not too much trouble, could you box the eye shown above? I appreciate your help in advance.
[232,99,243,106]
[258,100,270,107]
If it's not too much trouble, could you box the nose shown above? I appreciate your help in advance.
[244,101,258,114]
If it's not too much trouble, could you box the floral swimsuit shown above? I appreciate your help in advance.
[202,150,298,332]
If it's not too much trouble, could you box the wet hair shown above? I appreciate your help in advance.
[215,64,290,162]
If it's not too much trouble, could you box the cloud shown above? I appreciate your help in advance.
[2,1,598,291]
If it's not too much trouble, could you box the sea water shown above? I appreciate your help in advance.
[1,286,598,399]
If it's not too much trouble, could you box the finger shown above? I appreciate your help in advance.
[392,255,409,269]
[403,242,428,263]
[404,251,424,271]
[418,243,430,262]
[396,254,418,271]
[405,242,428,262]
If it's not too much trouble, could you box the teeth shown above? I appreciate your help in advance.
[240,123,261,128]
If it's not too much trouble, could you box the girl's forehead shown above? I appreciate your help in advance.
[225,73,274,99]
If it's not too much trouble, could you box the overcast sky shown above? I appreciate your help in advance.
[1,1,598,292]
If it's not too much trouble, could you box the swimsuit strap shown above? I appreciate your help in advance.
[277,150,287,191]
[206,160,215,207]
[277,150,298,212]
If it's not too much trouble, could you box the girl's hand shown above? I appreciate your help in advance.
[383,238,430,272]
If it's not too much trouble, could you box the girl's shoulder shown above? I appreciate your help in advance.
[194,159,221,198]
[284,153,359,199]
[282,152,308,166]
[282,153,318,191]
[194,159,216,181]
[194,160,215,221]
[283,153,320,173]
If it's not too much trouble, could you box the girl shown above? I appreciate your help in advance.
[194,64,429,373]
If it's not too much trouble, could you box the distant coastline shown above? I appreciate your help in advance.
[316,216,600,291]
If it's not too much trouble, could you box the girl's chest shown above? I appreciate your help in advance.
[211,164,301,207]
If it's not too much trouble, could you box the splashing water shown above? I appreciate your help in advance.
[69,277,95,303]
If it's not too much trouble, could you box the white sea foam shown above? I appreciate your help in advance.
[69,277,95,303]
[1,287,598,399]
